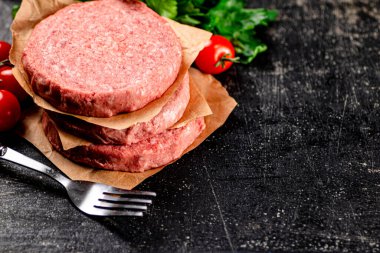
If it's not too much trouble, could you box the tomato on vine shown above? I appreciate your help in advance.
[195,35,239,75]
[0,65,28,102]
[0,89,21,132]
[0,41,11,62]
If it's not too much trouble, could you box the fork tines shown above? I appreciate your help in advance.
[93,188,156,217]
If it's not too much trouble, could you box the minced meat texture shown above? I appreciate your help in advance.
[42,111,205,172]
[23,0,182,117]
[47,72,190,145]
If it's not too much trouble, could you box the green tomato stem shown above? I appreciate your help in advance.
[215,54,240,68]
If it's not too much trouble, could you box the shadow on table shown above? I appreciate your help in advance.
[0,132,65,197]
[86,151,207,250]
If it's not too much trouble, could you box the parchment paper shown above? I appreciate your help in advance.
[10,0,211,130]
[58,74,213,150]
[17,68,237,189]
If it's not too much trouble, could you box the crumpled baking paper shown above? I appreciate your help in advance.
[10,0,212,130]
[11,0,237,189]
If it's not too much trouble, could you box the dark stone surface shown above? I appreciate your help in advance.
[1,0,380,252]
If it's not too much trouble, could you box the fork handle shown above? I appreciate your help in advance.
[0,146,70,187]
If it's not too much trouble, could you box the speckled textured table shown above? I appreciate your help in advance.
[1,0,380,252]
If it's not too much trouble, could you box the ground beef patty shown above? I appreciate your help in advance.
[22,0,182,117]
[46,72,190,145]
[42,112,205,172]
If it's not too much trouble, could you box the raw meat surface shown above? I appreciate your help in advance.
[23,0,182,117]
[47,72,190,145]
[42,112,205,172]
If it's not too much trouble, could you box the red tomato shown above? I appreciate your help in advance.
[0,41,12,62]
[0,90,21,131]
[0,66,28,102]
[195,35,238,75]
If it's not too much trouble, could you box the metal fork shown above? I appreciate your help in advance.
[0,146,156,217]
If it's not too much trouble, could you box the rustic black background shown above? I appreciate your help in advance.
[1,0,380,252]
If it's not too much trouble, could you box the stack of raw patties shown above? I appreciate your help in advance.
[21,0,207,172]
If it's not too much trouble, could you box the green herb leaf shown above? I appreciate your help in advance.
[145,0,178,19]
[231,31,268,64]
[177,0,205,14]
[175,0,206,25]
[12,4,20,19]
[176,14,202,26]
[201,0,278,64]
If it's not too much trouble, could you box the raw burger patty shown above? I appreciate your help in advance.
[42,112,205,172]
[22,0,182,117]
[47,72,190,145]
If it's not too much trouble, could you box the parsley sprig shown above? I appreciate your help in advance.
[143,0,278,64]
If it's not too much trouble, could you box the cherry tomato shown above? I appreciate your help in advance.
[0,66,28,102]
[195,35,238,75]
[0,90,21,131]
[0,41,12,62]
